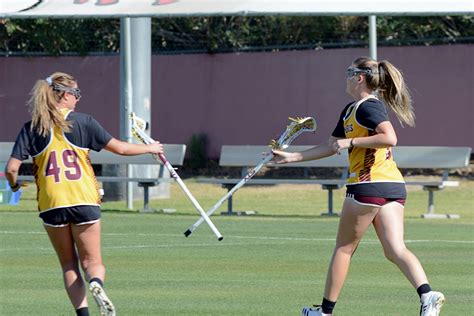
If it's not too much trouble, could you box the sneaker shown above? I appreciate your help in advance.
[301,305,332,316]
[89,281,116,316]
[420,291,445,316]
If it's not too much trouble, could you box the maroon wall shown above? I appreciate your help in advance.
[1,45,472,158]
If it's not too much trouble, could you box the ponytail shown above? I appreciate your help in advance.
[377,60,415,127]
[28,72,76,137]
[352,57,415,127]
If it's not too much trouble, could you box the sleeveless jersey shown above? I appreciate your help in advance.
[340,96,404,185]
[32,110,101,212]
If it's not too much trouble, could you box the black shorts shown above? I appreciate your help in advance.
[39,205,101,227]
[346,182,407,199]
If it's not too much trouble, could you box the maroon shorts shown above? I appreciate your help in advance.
[346,193,406,207]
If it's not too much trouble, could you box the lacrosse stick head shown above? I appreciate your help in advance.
[130,112,147,131]
[130,112,154,144]
[269,116,317,150]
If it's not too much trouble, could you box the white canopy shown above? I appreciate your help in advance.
[2,0,473,18]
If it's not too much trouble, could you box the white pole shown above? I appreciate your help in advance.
[121,17,134,209]
[369,15,377,60]
[130,18,153,212]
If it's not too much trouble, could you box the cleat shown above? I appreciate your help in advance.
[301,305,332,316]
[420,291,445,316]
[89,281,115,316]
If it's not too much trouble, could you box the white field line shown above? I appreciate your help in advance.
[0,242,264,253]
[0,230,472,253]
[1,230,473,244]
[1,229,473,244]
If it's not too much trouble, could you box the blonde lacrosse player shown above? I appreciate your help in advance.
[272,57,444,316]
[4,72,163,316]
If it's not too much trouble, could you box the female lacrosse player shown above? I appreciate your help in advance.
[4,72,163,316]
[272,57,444,316]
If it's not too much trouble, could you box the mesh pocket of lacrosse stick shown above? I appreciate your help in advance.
[269,116,317,150]
[130,113,154,145]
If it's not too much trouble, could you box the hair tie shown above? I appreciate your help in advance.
[45,76,53,86]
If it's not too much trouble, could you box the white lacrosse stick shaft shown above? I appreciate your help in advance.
[184,116,316,237]
[184,153,273,237]
[158,153,224,241]
[131,114,223,241]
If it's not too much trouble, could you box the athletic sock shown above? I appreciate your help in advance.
[417,283,432,298]
[76,307,90,316]
[321,297,336,314]
[89,277,104,287]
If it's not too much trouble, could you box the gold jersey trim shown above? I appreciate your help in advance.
[40,203,101,214]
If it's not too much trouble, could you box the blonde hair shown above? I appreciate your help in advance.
[353,57,415,127]
[28,72,77,137]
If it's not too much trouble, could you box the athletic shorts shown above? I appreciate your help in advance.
[39,205,101,227]
[346,193,406,207]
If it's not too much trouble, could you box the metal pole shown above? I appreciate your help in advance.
[130,18,151,126]
[130,18,153,212]
[121,17,134,209]
[369,15,377,60]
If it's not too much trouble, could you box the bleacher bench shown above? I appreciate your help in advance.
[0,142,186,210]
[198,145,471,218]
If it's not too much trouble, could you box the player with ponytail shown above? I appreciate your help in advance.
[273,57,444,316]
[5,72,163,316]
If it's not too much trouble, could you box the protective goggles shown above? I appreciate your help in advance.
[54,85,82,100]
[346,67,377,78]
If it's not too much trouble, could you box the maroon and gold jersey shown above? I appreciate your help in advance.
[11,109,112,212]
[332,96,406,198]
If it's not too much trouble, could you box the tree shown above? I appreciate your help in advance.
[1,16,472,56]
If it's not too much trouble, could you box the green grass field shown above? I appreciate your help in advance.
[1,177,473,315]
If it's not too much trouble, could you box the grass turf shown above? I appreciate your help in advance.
[0,211,473,315]
[0,177,473,315]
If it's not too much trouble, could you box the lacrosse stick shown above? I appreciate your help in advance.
[130,113,224,241]
[184,116,317,237]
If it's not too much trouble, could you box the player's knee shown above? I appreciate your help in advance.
[80,256,103,272]
[335,241,359,256]
[383,245,407,263]
[60,260,80,273]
